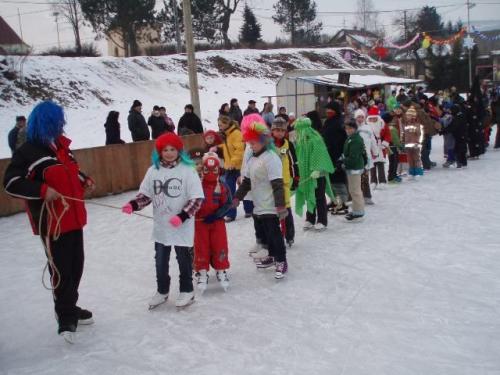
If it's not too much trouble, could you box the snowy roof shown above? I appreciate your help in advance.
[292,74,422,90]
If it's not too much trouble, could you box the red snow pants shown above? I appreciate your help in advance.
[194,219,230,272]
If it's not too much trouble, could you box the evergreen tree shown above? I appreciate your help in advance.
[272,0,322,46]
[239,4,262,47]
[79,0,156,57]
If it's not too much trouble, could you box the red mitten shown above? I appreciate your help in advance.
[122,203,133,215]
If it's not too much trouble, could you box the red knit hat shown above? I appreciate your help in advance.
[203,130,222,145]
[368,106,380,116]
[155,133,183,153]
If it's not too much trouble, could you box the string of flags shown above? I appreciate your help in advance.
[371,26,487,59]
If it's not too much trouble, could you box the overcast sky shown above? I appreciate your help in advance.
[0,0,499,55]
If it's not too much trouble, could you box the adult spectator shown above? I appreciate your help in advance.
[275,106,289,122]
[261,102,275,128]
[228,98,243,124]
[8,115,27,154]
[396,88,408,104]
[104,111,125,145]
[127,100,150,142]
[148,105,168,139]
[159,106,175,132]
[244,100,259,116]
[178,104,204,135]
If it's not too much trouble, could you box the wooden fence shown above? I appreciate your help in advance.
[0,134,206,217]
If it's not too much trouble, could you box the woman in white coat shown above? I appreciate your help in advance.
[354,109,379,205]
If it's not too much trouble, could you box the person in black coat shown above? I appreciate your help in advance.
[243,100,259,116]
[127,100,150,142]
[306,110,323,133]
[228,98,243,124]
[148,105,168,139]
[104,111,125,145]
[322,103,349,213]
[177,104,204,135]
[443,105,468,168]
[465,100,485,159]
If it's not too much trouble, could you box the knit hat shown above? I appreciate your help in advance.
[155,132,183,153]
[405,107,417,118]
[132,100,142,108]
[218,115,231,126]
[271,117,288,130]
[203,130,222,145]
[241,114,270,143]
[354,109,365,119]
[367,106,380,116]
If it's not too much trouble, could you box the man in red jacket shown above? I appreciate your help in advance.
[3,101,94,343]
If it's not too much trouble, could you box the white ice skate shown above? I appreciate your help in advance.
[59,331,76,344]
[251,248,269,261]
[303,221,314,231]
[314,223,326,232]
[196,270,209,294]
[148,292,168,310]
[176,292,195,308]
[216,270,230,292]
[248,243,262,256]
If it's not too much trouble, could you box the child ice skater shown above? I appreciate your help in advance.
[294,117,335,232]
[122,133,204,309]
[271,117,299,247]
[234,114,289,279]
[194,153,232,293]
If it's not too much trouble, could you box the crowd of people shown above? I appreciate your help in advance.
[3,82,499,342]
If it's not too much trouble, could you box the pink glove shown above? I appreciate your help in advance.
[122,203,133,215]
[209,146,218,153]
[169,216,183,228]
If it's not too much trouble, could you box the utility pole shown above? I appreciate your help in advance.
[466,0,473,90]
[182,0,201,118]
[403,10,408,41]
[17,8,24,40]
[172,0,182,54]
[53,11,61,50]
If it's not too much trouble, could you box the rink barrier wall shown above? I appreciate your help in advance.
[0,134,206,217]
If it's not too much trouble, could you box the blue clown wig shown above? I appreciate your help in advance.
[27,101,66,146]
[151,149,195,170]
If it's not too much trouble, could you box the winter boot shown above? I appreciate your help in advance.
[195,270,209,294]
[443,160,454,168]
[256,256,275,269]
[58,320,77,344]
[252,248,269,262]
[176,292,195,308]
[76,307,94,325]
[331,203,349,215]
[286,239,294,248]
[148,292,169,310]
[275,261,288,279]
[216,270,230,291]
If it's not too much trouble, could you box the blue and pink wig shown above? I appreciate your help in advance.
[241,114,276,152]
[27,101,66,146]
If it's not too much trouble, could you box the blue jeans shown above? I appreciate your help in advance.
[421,135,433,169]
[154,243,193,294]
[222,170,240,219]
[243,200,254,215]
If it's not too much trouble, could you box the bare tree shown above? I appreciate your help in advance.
[51,0,84,54]
[218,0,241,49]
[354,0,378,33]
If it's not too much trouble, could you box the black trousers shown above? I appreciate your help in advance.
[155,243,193,294]
[388,147,399,181]
[48,230,84,325]
[285,208,295,242]
[305,177,328,226]
[255,208,294,244]
[254,215,286,262]
[455,141,468,167]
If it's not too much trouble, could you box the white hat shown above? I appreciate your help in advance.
[354,109,365,119]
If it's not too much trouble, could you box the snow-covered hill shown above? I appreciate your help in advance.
[0,47,397,157]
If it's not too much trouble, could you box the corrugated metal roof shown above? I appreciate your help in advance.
[293,74,422,89]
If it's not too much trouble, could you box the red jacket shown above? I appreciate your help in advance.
[196,180,232,220]
[3,135,88,236]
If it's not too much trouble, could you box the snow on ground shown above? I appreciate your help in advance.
[0,47,394,158]
[1,138,500,375]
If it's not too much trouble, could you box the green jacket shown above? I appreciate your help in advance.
[386,96,398,112]
[389,125,402,149]
[343,132,366,171]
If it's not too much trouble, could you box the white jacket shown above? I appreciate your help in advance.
[358,123,379,170]
[368,115,389,163]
